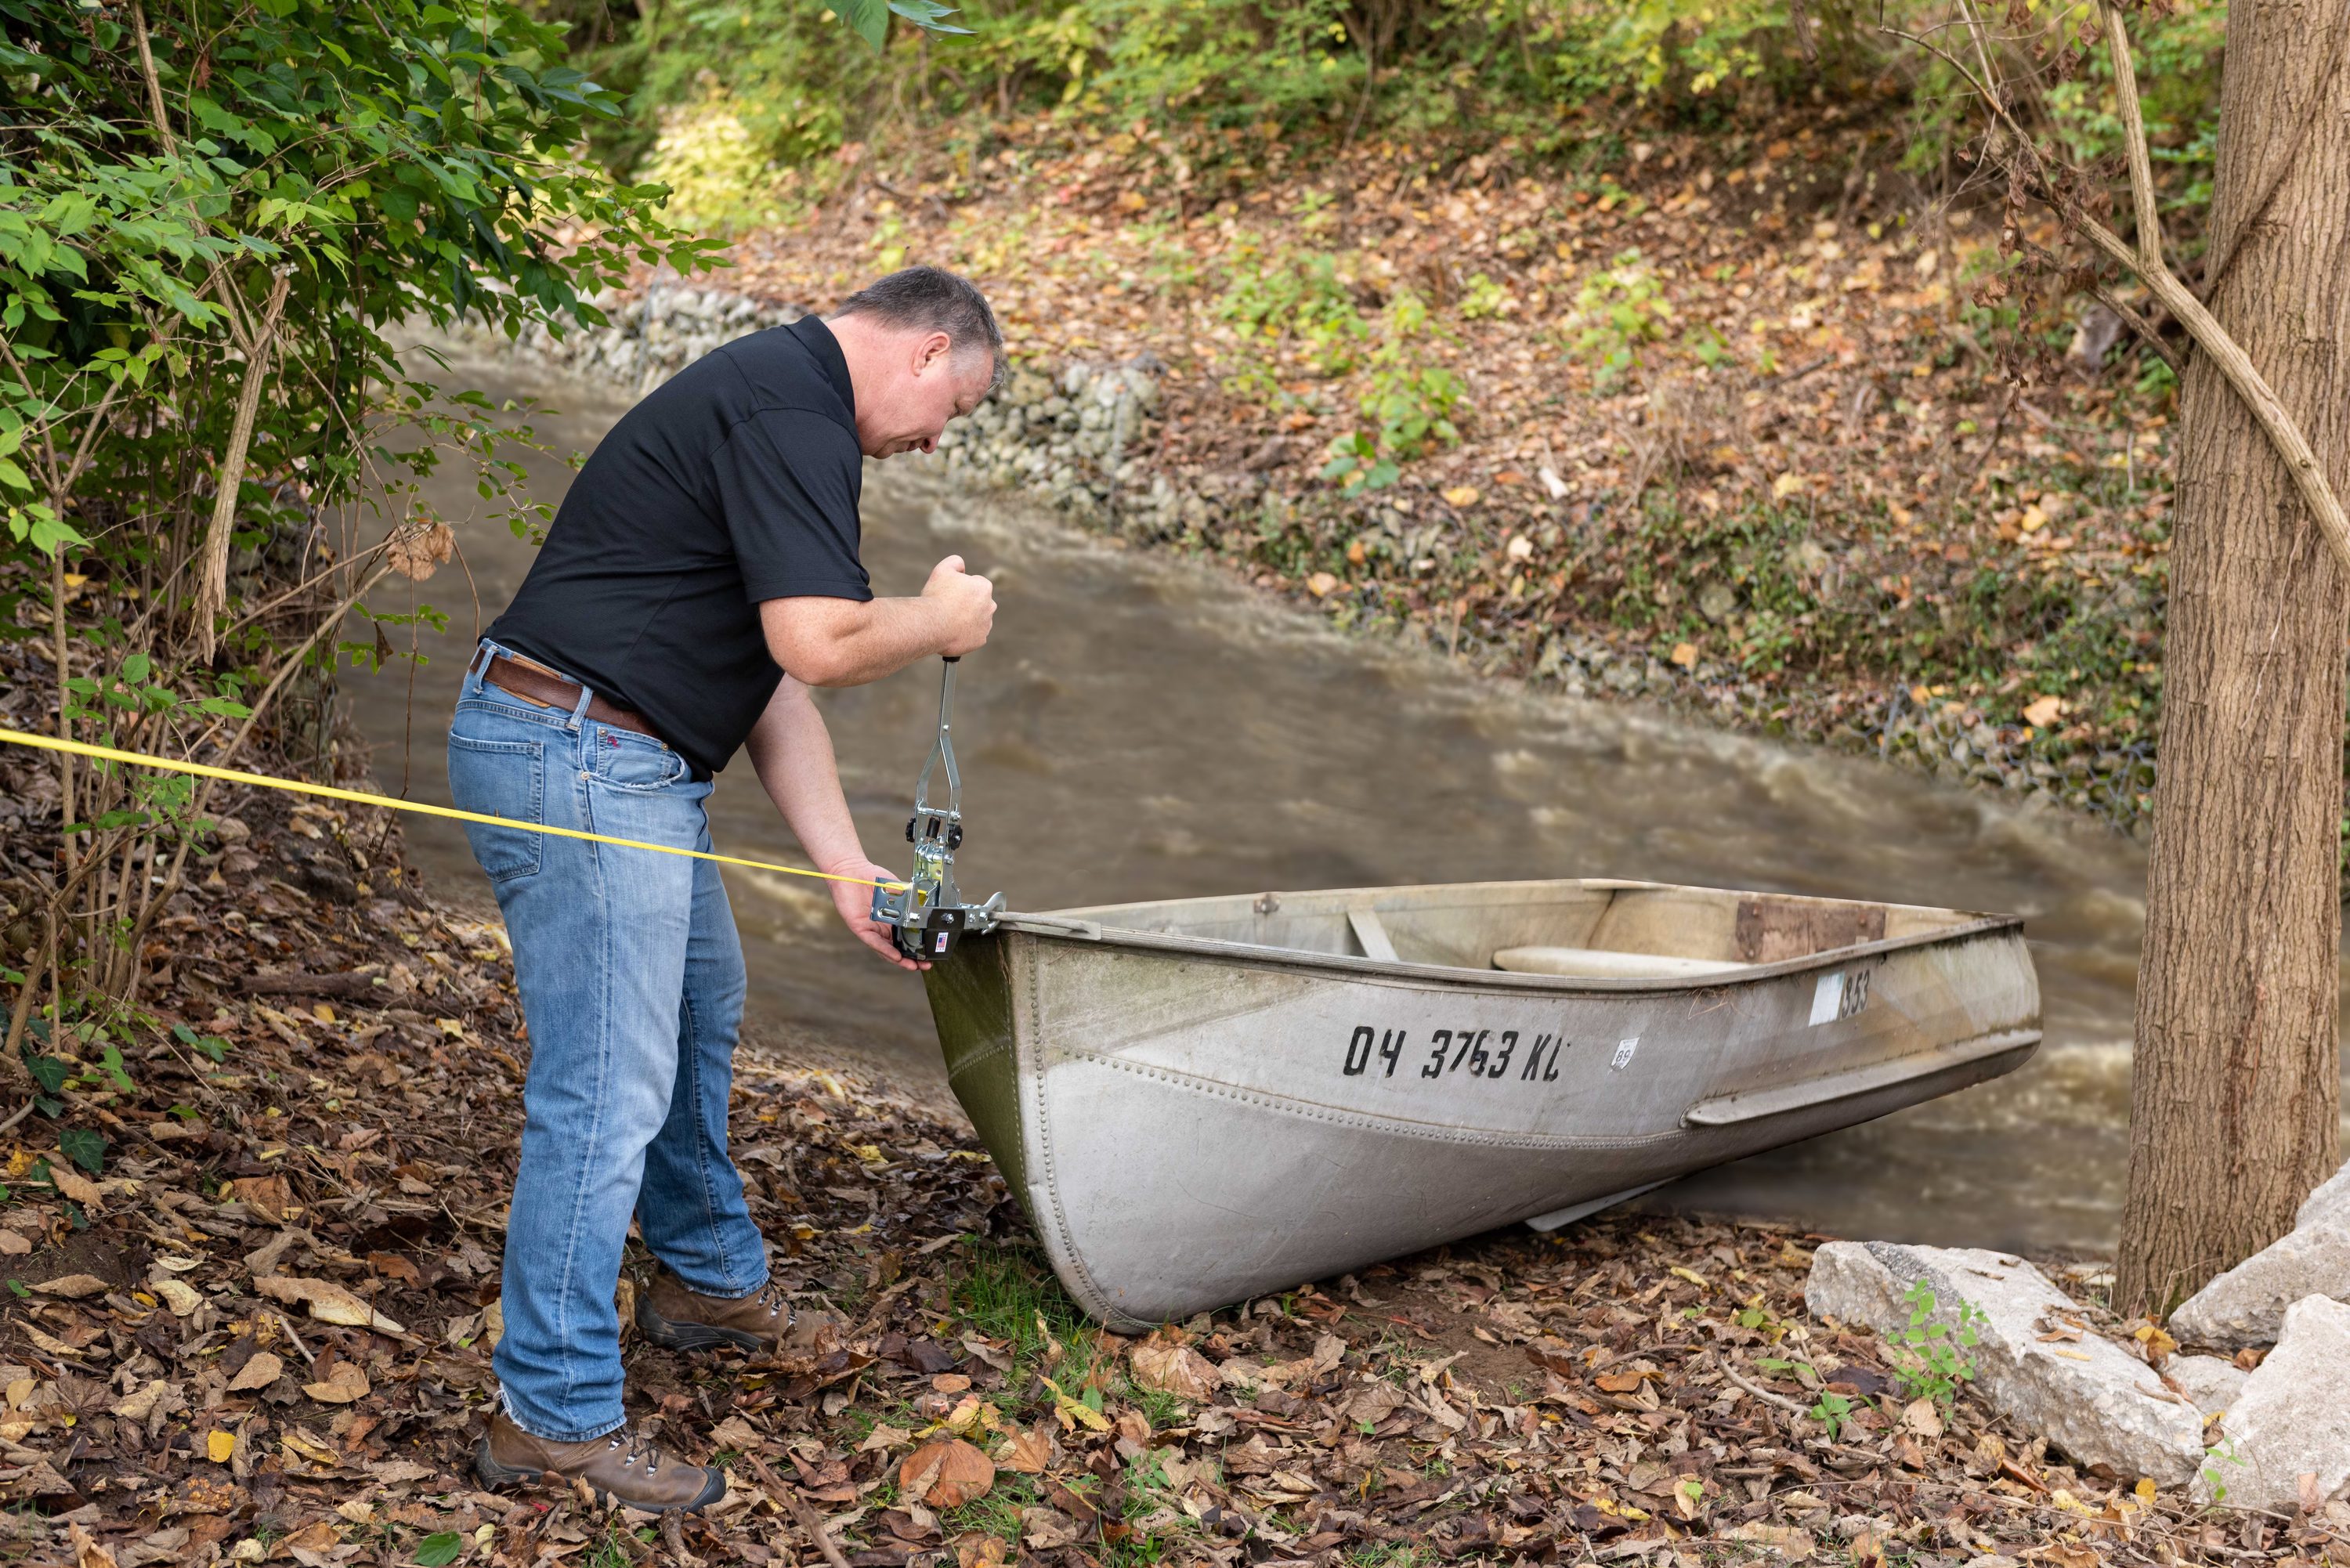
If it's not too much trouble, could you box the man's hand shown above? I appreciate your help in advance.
[922,555,996,656]
[828,859,928,972]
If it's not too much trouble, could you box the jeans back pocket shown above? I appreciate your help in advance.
[448,734,546,883]
[591,728,688,792]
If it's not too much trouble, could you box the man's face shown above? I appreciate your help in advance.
[859,330,995,459]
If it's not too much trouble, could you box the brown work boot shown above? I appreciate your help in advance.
[475,1413,725,1512]
[635,1270,796,1353]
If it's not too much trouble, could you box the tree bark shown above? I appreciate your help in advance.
[2118,0,2350,1318]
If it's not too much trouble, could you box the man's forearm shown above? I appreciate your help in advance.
[762,555,994,687]
[744,678,867,873]
[761,596,955,688]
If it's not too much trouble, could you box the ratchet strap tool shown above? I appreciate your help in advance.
[870,656,1004,962]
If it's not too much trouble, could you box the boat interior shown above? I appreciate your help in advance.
[1055,880,1994,979]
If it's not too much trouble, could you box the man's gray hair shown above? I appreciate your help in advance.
[831,266,1006,394]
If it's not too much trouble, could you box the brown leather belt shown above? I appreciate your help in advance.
[479,652,660,740]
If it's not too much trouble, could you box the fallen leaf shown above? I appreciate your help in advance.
[34,1274,110,1299]
[898,1438,994,1509]
[1306,571,1340,598]
[110,1380,171,1422]
[152,1277,204,1317]
[0,1231,28,1255]
[996,1424,1056,1475]
[1772,471,1807,500]
[67,1522,117,1568]
[303,1360,371,1404]
[1903,1396,1944,1439]
[1130,1342,1221,1401]
[48,1165,104,1208]
[253,1274,406,1335]
[1441,486,1480,507]
[858,1422,913,1454]
[1725,1521,1816,1560]
[1669,642,1698,668]
[226,1353,284,1393]
[2021,694,2065,728]
[709,1414,762,1451]
[230,1174,294,1221]
[207,1429,237,1464]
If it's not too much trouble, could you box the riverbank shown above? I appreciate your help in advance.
[487,111,2182,836]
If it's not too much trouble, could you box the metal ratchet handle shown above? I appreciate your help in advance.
[910,656,962,821]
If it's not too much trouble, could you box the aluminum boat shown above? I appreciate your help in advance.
[923,879,2040,1328]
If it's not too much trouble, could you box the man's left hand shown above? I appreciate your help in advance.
[829,860,928,971]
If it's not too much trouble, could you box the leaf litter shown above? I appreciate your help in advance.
[0,752,2340,1568]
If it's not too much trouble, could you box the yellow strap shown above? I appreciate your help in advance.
[0,726,903,891]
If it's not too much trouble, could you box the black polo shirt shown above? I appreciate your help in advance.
[485,316,870,776]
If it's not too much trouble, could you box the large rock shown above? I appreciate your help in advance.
[2168,1219,2350,1350]
[2164,1354,2247,1419]
[2196,1295,2350,1510]
[2298,1163,2350,1230]
[1807,1241,2207,1486]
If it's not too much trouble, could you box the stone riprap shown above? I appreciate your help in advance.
[1806,1241,2208,1487]
[2196,1295,2350,1510]
[2162,1354,2248,1420]
[2168,1175,2350,1351]
[2297,1163,2350,1230]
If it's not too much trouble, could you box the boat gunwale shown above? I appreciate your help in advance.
[1000,878,2025,994]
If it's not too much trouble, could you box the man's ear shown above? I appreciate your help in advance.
[914,331,953,374]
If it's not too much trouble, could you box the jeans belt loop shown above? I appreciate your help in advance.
[565,679,595,733]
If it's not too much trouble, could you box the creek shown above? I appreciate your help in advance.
[341,354,2296,1258]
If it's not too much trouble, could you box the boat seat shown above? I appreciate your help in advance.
[1492,945,1749,980]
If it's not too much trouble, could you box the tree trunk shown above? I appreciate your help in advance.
[2117,0,2350,1318]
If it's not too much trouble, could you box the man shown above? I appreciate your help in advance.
[447,267,1002,1511]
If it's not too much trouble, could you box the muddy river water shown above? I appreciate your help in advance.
[344,353,2326,1259]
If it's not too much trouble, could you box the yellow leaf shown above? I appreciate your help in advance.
[1037,1375,1110,1432]
[2018,504,2048,534]
[1669,643,1698,669]
[311,1003,335,1024]
[1441,486,1481,508]
[1668,1266,1708,1287]
[1771,471,1806,500]
[2021,695,2065,728]
[1306,572,1340,598]
[207,1429,237,1464]
[2135,1477,2158,1504]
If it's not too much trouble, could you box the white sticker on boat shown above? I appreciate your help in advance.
[1610,1037,1640,1071]
[1810,969,1871,1024]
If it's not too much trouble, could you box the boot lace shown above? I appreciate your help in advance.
[606,1430,667,1477]
[754,1281,797,1331]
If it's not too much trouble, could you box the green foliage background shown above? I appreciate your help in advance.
[551,0,2225,246]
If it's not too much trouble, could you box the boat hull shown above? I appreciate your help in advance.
[924,880,2039,1328]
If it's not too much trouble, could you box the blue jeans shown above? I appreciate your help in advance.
[446,642,768,1442]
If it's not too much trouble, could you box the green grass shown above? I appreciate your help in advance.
[949,1238,1103,1395]
[935,1472,1040,1544]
